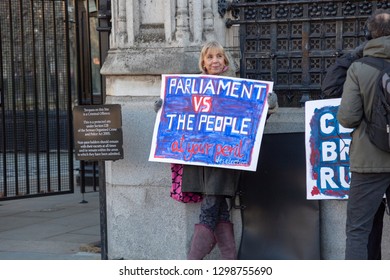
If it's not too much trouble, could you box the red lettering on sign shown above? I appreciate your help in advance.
[214,140,245,162]
[192,95,212,112]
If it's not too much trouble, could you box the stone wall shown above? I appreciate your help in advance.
[101,0,390,260]
[101,0,241,259]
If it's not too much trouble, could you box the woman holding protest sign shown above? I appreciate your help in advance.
[183,40,242,260]
[155,40,278,260]
[184,40,278,260]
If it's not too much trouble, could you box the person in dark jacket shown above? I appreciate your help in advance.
[322,39,387,260]
[337,9,390,259]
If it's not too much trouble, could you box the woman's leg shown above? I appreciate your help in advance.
[199,195,227,230]
[188,195,223,259]
[212,197,237,259]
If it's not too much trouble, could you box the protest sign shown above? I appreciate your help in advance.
[305,98,353,199]
[149,74,273,171]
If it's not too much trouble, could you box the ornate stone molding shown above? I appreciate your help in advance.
[103,0,238,76]
[175,0,190,44]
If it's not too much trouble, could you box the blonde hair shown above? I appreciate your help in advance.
[198,41,230,73]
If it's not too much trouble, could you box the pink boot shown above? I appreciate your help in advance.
[214,222,237,260]
[187,224,216,260]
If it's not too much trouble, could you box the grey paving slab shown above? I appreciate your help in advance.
[71,225,100,235]
[0,239,87,254]
[0,216,48,232]
[46,232,100,243]
[50,210,99,227]
[0,222,86,240]
[0,251,101,260]
[0,190,101,260]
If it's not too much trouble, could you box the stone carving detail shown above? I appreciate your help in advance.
[246,24,257,36]
[275,5,289,18]
[245,40,256,52]
[309,3,322,17]
[377,1,390,9]
[342,2,356,16]
[277,40,288,51]
[278,24,288,36]
[277,58,288,70]
[117,0,128,47]
[291,4,303,18]
[358,1,373,14]
[218,0,227,17]
[325,38,336,50]
[203,0,214,33]
[244,7,256,20]
[176,0,190,42]
[259,7,272,19]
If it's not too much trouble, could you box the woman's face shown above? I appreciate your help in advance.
[203,48,226,75]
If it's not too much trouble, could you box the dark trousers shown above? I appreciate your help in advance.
[367,199,386,260]
[345,172,390,260]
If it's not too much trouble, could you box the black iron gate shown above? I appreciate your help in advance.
[0,0,73,200]
[225,0,389,107]
[75,0,111,196]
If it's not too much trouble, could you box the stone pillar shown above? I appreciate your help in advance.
[203,0,215,41]
[117,0,128,47]
[101,0,240,259]
[175,0,190,45]
[192,0,203,44]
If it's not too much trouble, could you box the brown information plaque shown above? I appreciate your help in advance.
[73,104,123,161]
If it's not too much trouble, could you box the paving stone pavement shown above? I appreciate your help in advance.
[0,189,101,260]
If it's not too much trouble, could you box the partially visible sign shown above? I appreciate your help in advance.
[73,104,123,161]
[149,74,273,171]
[305,98,353,199]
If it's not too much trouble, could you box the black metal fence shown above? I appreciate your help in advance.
[0,0,73,200]
[75,0,111,196]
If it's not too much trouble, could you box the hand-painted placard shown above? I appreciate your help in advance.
[305,98,353,199]
[149,74,273,171]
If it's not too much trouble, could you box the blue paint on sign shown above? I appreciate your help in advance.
[150,74,273,170]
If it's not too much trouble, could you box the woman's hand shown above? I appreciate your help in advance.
[267,91,278,115]
[154,98,163,113]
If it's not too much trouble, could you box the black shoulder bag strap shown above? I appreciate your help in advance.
[358,56,390,143]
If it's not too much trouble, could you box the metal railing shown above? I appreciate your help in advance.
[0,0,73,200]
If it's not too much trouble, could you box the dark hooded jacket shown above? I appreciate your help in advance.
[322,53,361,99]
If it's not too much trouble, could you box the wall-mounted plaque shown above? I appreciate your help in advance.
[73,104,123,161]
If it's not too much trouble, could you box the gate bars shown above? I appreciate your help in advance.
[0,0,73,200]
